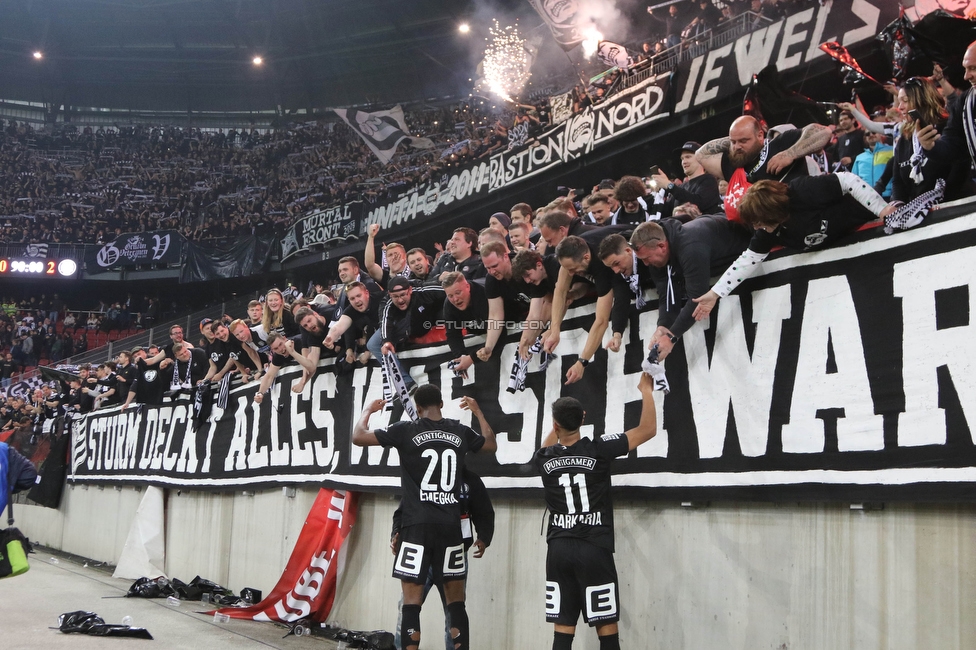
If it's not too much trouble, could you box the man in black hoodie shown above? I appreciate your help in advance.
[628,218,750,360]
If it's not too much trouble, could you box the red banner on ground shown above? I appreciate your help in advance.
[217,489,359,623]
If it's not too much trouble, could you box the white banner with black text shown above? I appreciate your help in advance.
[73,207,976,500]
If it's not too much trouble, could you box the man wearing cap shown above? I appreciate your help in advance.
[199,317,218,359]
[651,141,723,215]
[488,212,514,251]
[367,277,446,393]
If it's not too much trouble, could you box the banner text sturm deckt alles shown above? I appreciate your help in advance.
[71,210,976,500]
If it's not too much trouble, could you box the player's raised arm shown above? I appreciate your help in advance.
[352,399,387,446]
[624,373,657,451]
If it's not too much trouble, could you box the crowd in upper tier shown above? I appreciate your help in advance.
[0,97,552,245]
[5,28,976,440]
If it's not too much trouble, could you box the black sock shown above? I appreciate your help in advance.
[553,631,574,650]
[599,632,620,650]
[446,601,469,650]
[400,604,421,650]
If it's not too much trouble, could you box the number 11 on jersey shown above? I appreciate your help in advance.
[557,473,591,514]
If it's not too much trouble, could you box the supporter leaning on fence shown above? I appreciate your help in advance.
[691,173,899,322]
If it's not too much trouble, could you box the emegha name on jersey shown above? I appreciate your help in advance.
[420,491,459,505]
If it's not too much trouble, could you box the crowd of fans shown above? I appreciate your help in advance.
[0,96,553,246]
[0,1,825,251]
[4,13,976,443]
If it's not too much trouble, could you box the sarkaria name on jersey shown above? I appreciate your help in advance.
[542,456,597,474]
[551,512,603,528]
[421,491,459,505]
[411,431,462,447]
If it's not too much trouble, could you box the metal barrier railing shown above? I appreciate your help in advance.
[618,12,773,93]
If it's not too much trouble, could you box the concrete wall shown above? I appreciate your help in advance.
[20,487,976,649]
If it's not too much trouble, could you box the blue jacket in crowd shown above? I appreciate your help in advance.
[852,143,894,199]
[0,441,38,515]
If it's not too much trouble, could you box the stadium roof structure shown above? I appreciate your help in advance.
[0,0,525,113]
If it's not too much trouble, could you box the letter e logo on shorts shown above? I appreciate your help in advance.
[545,581,561,615]
[395,542,424,577]
[443,543,466,578]
[585,583,617,620]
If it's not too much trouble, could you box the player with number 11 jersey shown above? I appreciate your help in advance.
[533,374,658,650]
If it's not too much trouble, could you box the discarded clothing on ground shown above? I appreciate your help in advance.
[57,610,153,639]
[125,575,232,600]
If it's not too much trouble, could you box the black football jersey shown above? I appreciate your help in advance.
[534,434,630,551]
[375,417,485,527]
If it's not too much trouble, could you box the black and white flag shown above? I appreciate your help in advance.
[332,105,420,165]
[25,243,49,258]
[597,41,634,70]
[527,0,583,50]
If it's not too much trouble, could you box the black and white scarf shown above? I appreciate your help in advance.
[381,351,418,421]
[909,131,926,184]
[623,252,647,309]
[883,178,945,234]
[641,344,670,394]
[170,359,192,391]
[216,373,231,411]
[507,336,552,393]
[663,265,677,311]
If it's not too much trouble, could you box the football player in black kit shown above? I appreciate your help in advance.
[535,373,658,650]
[353,384,497,650]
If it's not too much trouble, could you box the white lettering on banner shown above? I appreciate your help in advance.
[368,76,668,228]
[494,342,542,465]
[139,409,157,470]
[226,404,250,471]
[634,310,669,458]
[696,43,734,107]
[776,8,815,70]
[328,492,345,527]
[350,366,395,466]
[593,84,666,141]
[734,22,783,87]
[163,406,186,471]
[893,248,976,447]
[259,550,333,622]
[176,413,201,474]
[686,287,792,458]
[842,0,880,46]
[265,390,290,467]
[248,393,272,469]
[310,372,337,469]
[781,276,884,453]
[674,55,704,113]
[805,2,834,61]
[68,213,976,495]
